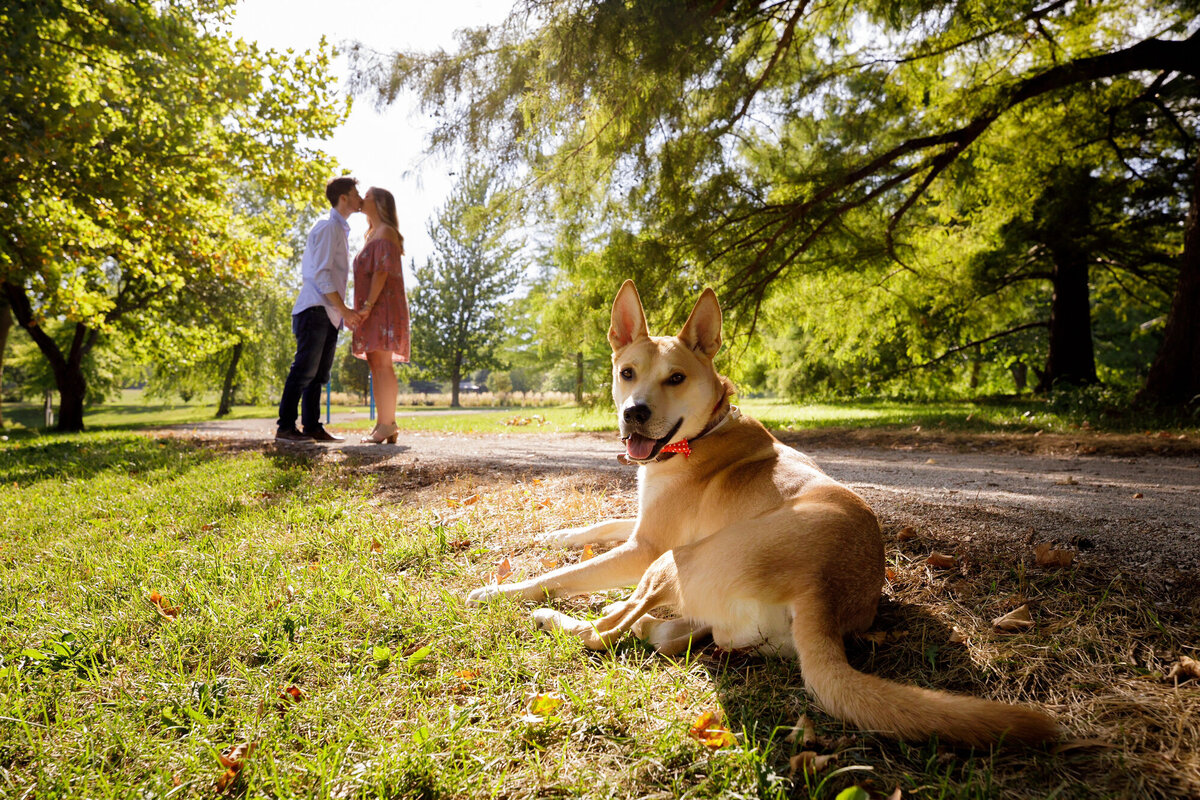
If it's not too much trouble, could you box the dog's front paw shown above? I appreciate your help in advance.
[534,526,587,547]
[467,584,503,606]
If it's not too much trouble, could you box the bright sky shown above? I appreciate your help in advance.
[229,0,514,272]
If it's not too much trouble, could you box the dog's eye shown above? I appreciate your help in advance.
[619,367,634,381]
[667,373,686,385]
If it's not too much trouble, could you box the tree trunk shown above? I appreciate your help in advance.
[1010,361,1028,393]
[1139,154,1200,408]
[450,357,461,408]
[1,282,90,431]
[1037,249,1097,391]
[216,341,243,418]
[0,299,11,428]
[574,351,584,404]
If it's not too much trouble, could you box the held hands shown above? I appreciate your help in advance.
[343,307,365,329]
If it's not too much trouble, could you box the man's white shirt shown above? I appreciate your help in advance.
[292,208,352,328]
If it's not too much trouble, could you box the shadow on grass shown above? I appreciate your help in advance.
[0,433,223,485]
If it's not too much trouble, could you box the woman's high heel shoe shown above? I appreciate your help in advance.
[362,422,399,444]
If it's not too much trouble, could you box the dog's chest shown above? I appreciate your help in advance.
[635,470,731,545]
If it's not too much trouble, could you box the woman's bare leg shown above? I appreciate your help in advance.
[366,351,398,426]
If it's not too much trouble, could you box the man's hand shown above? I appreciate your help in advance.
[343,308,364,329]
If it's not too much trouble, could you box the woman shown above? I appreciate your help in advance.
[351,186,410,444]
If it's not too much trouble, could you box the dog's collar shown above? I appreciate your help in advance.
[618,404,740,466]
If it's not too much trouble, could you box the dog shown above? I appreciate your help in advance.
[468,280,1058,747]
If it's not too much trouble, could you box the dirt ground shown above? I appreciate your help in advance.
[154,415,1200,608]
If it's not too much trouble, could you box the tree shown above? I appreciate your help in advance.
[1,0,342,430]
[409,166,522,407]
[359,0,1200,407]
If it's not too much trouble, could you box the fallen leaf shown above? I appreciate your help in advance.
[948,628,969,645]
[992,604,1034,633]
[1133,492,1144,499]
[370,539,383,554]
[461,494,479,506]
[215,742,257,791]
[688,710,737,749]
[885,789,903,800]
[147,591,179,620]
[519,691,566,722]
[536,498,552,509]
[278,685,304,703]
[540,555,559,570]
[1034,542,1075,568]
[284,584,296,600]
[885,567,898,582]
[307,562,319,571]
[582,544,595,561]
[896,526,918,542]
[493,557,512,583]
[926,553,957,569]
[789,750,837,777]
[1054,475,1079,485]
[924,458,937,465]
[454,669,479,681]
[1166,655,1200,684]
[783,713,817,746]
[445,497,461,508]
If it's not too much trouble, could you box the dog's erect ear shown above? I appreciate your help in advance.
[609,280,649,351]
[678,288,722,359]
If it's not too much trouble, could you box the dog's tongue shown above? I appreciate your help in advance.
[625,433,657,461]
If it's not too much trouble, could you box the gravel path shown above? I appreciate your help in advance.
[151,415,1200,598]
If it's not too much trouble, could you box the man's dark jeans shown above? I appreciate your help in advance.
[277,306,339,432]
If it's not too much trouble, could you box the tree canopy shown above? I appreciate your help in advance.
[1,0,343,429]
[358,0,1200,406]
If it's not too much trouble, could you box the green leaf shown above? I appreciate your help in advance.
[405,645,433,669]
[835,788,870,800]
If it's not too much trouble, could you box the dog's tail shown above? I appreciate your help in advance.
[790,600,1059,747]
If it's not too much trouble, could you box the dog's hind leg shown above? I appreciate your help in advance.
[536,518,635,548]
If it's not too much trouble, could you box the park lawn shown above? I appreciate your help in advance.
[2,430,1196,798]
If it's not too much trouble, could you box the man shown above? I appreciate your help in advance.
[275,176,364,442]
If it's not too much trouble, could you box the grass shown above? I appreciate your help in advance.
[1,430,1197,798]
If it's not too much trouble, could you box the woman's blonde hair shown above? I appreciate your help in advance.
[367,187,405,255]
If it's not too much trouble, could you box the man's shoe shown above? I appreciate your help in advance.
[305,426,345,443]
[275,427,312,442]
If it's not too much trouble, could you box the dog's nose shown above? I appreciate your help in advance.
[623,403,652,425]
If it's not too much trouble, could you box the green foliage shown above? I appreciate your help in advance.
[363,0,1199,404]
[409,165,523,402]
[0,0,344,427]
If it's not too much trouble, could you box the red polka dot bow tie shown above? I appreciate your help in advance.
[659,439,691,458]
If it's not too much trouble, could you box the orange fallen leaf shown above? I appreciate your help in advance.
[147,591,179,620]
[896,526,918,542]
[582,544,595,561]
[462,494,479,505]
[493,557,513,583]
[215,741,257,791]
[992,604,1034,633]
[1166,655,1200,684]
[540,555,559,570]
[454,669,479,681]
[1034,542,1075,568]
[688,710,737,749]
[307,562,319,571]
[279,685,304,702]
[1133,492,1144,499]
[370,539,383,554]
[789,750,836,777]
[445,497,461,508]
[536,498,552,509]
[926,553,957,569]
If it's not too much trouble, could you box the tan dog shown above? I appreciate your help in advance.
[469,280,1058,747]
